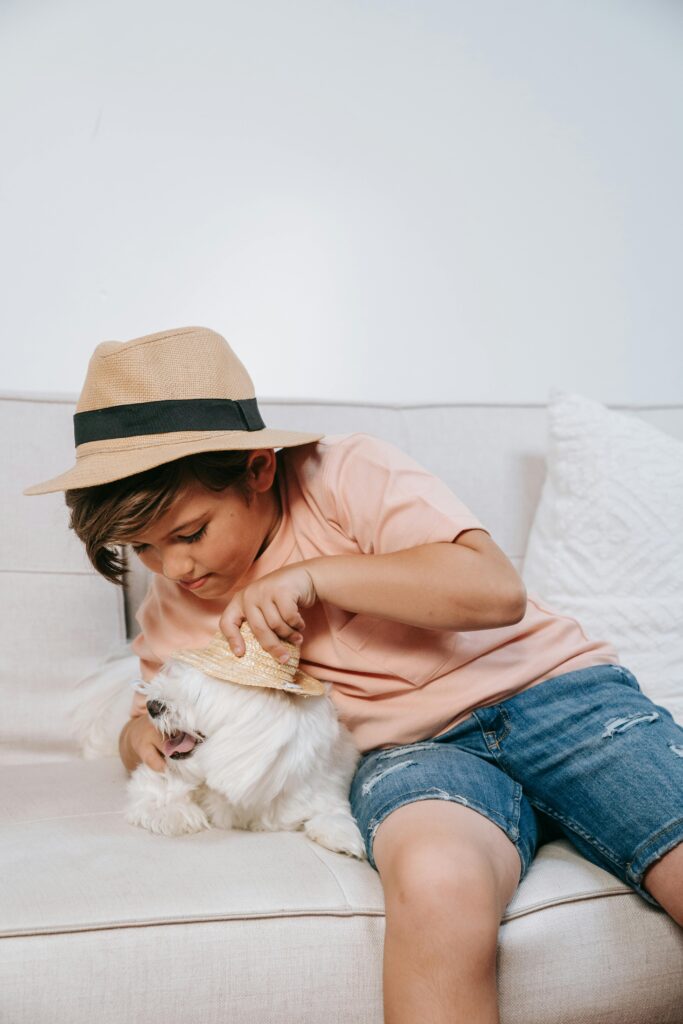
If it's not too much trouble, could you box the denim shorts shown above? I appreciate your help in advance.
[349,664,683,909]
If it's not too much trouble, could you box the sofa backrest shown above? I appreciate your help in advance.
[3,391,683,766]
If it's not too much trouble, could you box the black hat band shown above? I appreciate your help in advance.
[74,397,266,446]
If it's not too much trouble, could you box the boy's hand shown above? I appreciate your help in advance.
[219,564,318,664]
[123,716,168,774]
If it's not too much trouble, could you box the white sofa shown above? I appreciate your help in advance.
[1,391,682,1024]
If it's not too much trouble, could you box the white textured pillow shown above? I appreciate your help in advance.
[522,390,683,725]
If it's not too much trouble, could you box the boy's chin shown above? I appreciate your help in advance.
[183,568,250,601]
[193,576,232,601]
[190,577,219,596]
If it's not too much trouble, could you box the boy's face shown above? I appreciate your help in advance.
[127,449,281,601]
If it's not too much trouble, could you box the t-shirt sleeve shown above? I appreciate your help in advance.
[322,433,490,555]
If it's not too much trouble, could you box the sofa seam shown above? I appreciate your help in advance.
[0,909,386,939]
[0,887,638,939]
[501,886,635,923]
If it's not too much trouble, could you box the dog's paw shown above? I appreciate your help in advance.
[303,812,367,859]
[125,799,211,836]
[195,787,235,830]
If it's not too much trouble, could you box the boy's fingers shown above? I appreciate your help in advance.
[279,602,305,635]
[268,603,305,650]
[148,752,166,773]
[220,607,303,662]
[141,733,167,773]
[240,605,291,663]
[219,612,247,656]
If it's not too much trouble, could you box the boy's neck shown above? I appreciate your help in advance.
[255,480,283,561]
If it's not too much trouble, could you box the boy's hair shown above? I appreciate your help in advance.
[64,450,260,586]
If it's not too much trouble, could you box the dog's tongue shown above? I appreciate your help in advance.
[162,732,197,757]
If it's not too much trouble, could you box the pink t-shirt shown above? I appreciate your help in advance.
[130,432,620,753]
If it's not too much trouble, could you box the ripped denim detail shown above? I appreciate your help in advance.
[602,712,659,738]
[361,760,418,796]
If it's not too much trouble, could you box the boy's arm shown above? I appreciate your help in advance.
[120,635,163,770]
[119,705,168,774]
[304,530,526,632]
[119,718,141,773]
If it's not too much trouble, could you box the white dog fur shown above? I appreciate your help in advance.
[71,642,143,760]
[123,658,367,860]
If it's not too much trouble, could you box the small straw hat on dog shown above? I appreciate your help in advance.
[170,622,325,697]
[23,325,325,495]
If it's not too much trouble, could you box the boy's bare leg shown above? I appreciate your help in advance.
[373,800,522,1024]
[642,840,683,927]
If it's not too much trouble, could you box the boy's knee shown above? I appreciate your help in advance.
[373,799,522,918]
[374,807,522,928]
[379,838,500,921]
[382,852,502,962]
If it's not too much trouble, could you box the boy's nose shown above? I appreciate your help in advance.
[162,557,194,582]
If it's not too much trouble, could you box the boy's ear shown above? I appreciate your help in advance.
[245,449,278,490]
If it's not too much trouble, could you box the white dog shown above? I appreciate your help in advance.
[124,657,367,860]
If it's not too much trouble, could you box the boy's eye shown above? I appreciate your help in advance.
[181,524,207,545]
[131,524,207,555]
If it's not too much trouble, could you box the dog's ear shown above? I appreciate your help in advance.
[204,727,290,807]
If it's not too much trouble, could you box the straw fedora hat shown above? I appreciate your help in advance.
[169,621,326,697]
[23,325,325,495]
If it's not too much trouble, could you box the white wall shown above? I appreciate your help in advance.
[1,0,681,404]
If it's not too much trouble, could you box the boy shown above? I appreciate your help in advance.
[25,326,683,1024]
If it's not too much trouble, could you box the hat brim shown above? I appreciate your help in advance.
[168,625,327,697]
[23,428,325,495]
[170,651,326,697]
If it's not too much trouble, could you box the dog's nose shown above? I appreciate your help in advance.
[146,700,166,717]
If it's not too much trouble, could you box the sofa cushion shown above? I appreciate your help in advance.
[522,390,683,724]
[1,758,681,1024]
